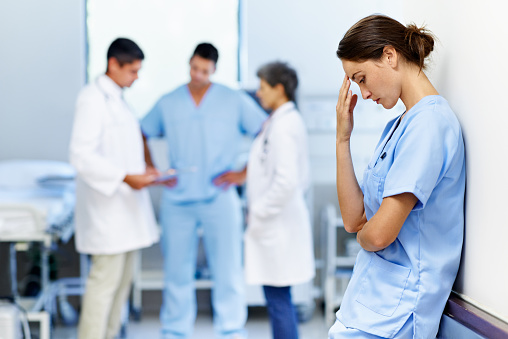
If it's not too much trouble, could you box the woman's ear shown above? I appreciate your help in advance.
[275,83,286,97]
[383,46,398,69]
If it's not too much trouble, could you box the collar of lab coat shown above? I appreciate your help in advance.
[270,101,295,119]
[97,74,123,99]
[260,101,295,136]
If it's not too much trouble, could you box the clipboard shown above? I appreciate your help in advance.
[153,167,198,182]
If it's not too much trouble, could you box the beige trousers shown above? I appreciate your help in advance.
[77,250,136,339]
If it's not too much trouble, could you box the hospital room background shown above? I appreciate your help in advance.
[0,0,507,338]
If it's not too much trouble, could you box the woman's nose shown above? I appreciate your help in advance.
[360,87,371,100]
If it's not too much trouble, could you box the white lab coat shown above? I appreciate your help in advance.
[245,102,315,286]
[69,75,159,255]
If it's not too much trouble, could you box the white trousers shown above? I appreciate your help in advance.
[78,250,136,339]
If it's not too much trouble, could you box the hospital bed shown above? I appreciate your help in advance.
[0,159,78,338]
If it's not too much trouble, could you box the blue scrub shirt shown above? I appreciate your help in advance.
[337,95,466,338]
[141,83,267,203]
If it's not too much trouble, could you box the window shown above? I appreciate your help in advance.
[86,0,239,117]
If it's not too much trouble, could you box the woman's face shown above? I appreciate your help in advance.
[342,57,400,109]
[256,78,284,110]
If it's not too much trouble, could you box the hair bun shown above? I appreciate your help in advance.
[337,15,436,71]
[405,23,435,70]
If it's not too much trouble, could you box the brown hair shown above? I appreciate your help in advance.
[257,61,299,102]
[336,15,435,71]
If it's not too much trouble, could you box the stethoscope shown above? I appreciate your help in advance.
[95,78,129,123]
[258,103,293,165]
[96,79,112,101]
[96,78,128,105]
[373,112,405,167]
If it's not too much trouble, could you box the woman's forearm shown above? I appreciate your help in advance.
[336,139,366,233]
[356,193,418,251]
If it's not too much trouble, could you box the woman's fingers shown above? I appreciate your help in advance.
[339,75,349,104]
[337,75,351,113]
[339,88,352,117]
[336,75,356,141]
[337,76,346,106]
[344,89,352,111]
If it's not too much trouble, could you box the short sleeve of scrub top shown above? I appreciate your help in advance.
[141,100,165,138]
[381,103,461,210]
[238,91,267,136]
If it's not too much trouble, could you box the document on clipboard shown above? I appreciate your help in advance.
[153,166,198,182]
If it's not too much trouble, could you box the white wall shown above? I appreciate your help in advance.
[0,0,86,161]
[404,1,508,320]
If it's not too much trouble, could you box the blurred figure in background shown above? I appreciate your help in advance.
[69,38,159,339]
[141,42,267,339]
[244,61,315,339]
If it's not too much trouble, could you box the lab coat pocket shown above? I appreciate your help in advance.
[355,254,410,317]
[247,215,279,246]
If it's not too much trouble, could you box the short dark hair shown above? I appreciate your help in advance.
[337,15,435,71]
[192,43,219,64]
[107,38,144,67]
[257,61,299,102]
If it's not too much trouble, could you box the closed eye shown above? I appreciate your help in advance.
[359,78,365,84]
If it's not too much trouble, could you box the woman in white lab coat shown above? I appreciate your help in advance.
[245,62,315,339]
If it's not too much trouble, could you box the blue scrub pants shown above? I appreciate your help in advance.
[328,314,413,339]
[159,189,246,339]
[263,286,299,339]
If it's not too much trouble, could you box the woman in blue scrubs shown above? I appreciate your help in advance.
[329,15,466,338]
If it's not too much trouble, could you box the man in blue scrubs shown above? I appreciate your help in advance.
[141,43,267,339]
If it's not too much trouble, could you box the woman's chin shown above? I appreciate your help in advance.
[383,101,397,110]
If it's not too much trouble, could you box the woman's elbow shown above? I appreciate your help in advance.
[361,232,395,251]
[343,221,364,234]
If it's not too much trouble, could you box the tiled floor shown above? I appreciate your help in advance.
[50,306,331,339]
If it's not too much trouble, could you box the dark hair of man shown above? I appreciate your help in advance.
[107,38,144,69]
[257,61,299,103]
[337,14,435,71]
[192,43,219,64]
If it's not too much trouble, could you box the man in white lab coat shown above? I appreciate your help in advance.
[69,38,160,339]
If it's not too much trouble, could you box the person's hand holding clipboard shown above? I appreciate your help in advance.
[153,166,198,187]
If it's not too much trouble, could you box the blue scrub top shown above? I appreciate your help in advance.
[141,83,267,203]
[337,95,466,338]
